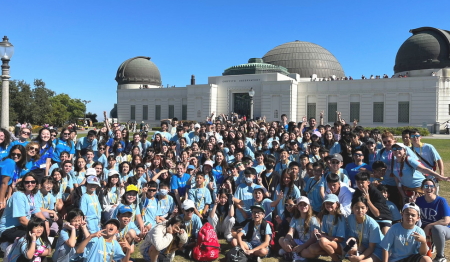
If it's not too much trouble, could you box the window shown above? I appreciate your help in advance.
[398,102,410,123]
[155,105,161,120]
[182,105,187,120]
[130,105,135,120]
[328,103,337,123]
[168,105,174,119]
[142,105,148,120]
[274,110,278,119]
[307,103,316,120]
[350,102,360,122]
[373,102,384,122]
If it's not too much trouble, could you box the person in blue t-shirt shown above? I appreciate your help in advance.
[188,172,212,220]
[80,176,102,233]
[233,168,257,225]
[116,205,144,246]
[140,181,159,232]
[415,178,450,262]
[231,204,272,259]
[51,127,75,162]
[76,130,98,158]
[303,162,325,214]
[33,127,54,177]
[171,162,191,208]
[10,127,31,148]
[0,145,27,209]
[0,128,12,160]
[345,148,370,188]
[74,218,132,262]
[377,184,402,227]
[180,199,203,255]
[380,202,431,262]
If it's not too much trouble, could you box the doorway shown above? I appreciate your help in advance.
[233,93,251,118]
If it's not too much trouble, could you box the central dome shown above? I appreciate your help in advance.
[115,56,162,86]
[262,41,345,78]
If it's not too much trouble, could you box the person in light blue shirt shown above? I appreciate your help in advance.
[170,126,191,145]
[180,199,203,250]
[233,168,257,225]
[275,169,301,219]
[80,176,102,233]
[188,172,212,219]
[380,202,430,262]
[301,194,346,261]
[152,122,172,143]
[140,181,159,231]
[75,130,98,158]
[171,162,191,207]
[74,218,132,262]
[275,149,291,174]
[344,197,384,261]
[304,162,325,213]
[94,144,108,167]
[51,128,75,162]
[155,182,176,223]
[409,129,443,175]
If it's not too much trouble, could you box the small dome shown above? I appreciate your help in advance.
[223,58,289,76]
[394,27,450,73]
[115,56,162,86]
[262,41,345,78]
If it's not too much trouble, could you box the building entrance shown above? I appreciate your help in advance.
[233,93,251,118]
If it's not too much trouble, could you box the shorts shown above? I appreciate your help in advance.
[395,254,424,262]
[244,242,269,257]
[377,221,392,228]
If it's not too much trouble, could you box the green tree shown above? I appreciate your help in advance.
[9,80,33,123]
[86,112,98,123]
[31,79,55,125]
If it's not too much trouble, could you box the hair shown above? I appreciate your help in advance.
[355,171,371,181]
[381,130,394,141]
[135,163,145,171]
[25,141,41,160]
[281,168,295,198]
[74,157,87,172]
[351,196,369,209]
[3,145,27,169]
[159,181,169,189]
[66,208,86,245]
[147,181,158,189]
[372,160,387,170]
[292,201,314,234]
[16,173,39,194]
[33,127,51,148]
[118,161,131,175]
[106,172,120,191]
[59,128,73,149]
[40,176,58,195]
[421,178,436,189]
[409,129,420,136]
[377,184,388,193]
[112,142,124,156]
[326,173,340,183]
[25,216,51,250]
[321,200,344,225]
[0,128,11,149]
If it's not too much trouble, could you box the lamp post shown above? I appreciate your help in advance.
[248,87,255,120]
[82,100,91,127]
[0,36,14,129]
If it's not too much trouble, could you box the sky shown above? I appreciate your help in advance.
[2,0,449,121]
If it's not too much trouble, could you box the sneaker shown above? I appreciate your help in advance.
[433,257,447,262]
[278,249,286,256]
[0,242,9,253]
[256,257,261,262]
[226,234,233,243]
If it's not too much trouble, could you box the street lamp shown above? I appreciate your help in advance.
[82,100,91,128]
[248,87,255,120]
[0,36,14,129]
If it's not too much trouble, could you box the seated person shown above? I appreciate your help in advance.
[116,205,144,245]
[188,172,212,221]
[324,173,354,217]
[231,205,272,259]
[155,182,177,223]
[180,199,203,258]
[140,181,159,231]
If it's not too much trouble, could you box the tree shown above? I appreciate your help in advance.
[50,94,86,123]
[86,112,98,123]
[31,79,55,125]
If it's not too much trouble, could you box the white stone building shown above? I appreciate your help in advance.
[114,27,450,132]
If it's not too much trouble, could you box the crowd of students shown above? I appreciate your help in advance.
[0,112,449,262]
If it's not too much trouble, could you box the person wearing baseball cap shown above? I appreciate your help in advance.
[278,196,320,259]
[232,204,272,259]
[116,205,143,246]
[320,153,350,199]
[308,141,322,164]
[380,202,429,262]
[80,176,102,233]
[180,199,203,257]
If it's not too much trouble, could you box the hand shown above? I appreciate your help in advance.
[81,216,87,227]
[29,231,37,241]
[361,188,370,202]
[320,110,324,118]
[215,195,220,204]
[412,231,426,243]
[142,186,148,194]
[244,249,254,255]
[91,229,106,239]
[348,255,362,262]
[276,190,283,200]
[119,240,131,251]
[292,245,303,253]
[64,223,75,231]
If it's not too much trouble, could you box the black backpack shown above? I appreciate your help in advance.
[226,247,248,262]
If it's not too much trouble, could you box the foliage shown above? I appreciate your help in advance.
[152,127,162,131]
[0,79,85,127]
[364,126,430,136]
[86,112,98,123]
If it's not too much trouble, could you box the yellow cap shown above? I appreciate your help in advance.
[126,184,138,193]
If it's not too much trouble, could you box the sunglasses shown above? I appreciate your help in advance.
[24,180,36,185]
[148,189,157,192]
[423,184,435,189]
[99,148,106,150]
[411,135,421,138]
[51,135,57,137]
[392,147,402,151]
[185,208,195,213]
[11,153,22,158]
[63,133,70,135]
[21,132,31,135]
[353,153,363,157]
[251,211,264,215]
[285,204,295,208]
[331,161,340,164]
[28,147,39,151]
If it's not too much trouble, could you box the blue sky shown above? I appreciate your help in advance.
[2,0,448,121]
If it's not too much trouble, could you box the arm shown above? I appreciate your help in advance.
[251,234,270,252]
[319,111,324,125]
[236,231,247,250]
[437,159,445,177]
[201,204,209,217]
[173,189,182,208]
[270,191,283,207]
[416,163,448,181]
[382,249,389,262]
[65,227,77,248]
[358,242,376,261]
[0,176,10,208]
[25,235,37,259]
[424,216,450,235]
[19,216,30,227]
[135,214,146,234]
[45,158,51,177]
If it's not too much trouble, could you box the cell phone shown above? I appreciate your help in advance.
[343,239,356,252]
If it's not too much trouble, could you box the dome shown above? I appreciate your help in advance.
[262,41,345,78]
[394,27,450,73]
[222,58,290,76]
[115,56,162,86]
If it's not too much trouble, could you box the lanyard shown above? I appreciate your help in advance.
[186,221,193,237]
[102,238,113,262]
[26,193,35,214]
[44,193,51,209]
[88,194,98,214]
[195,188,205,210]
[356,216,366,247]
[119,224,129,241]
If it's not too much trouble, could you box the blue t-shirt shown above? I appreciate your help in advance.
[52,228,84,261]
[0,144,10,160]
[304,177,323,213]
[289,216,320,242]
[380,223,426,262]
[171,173,191,196]
[346,214,384,259]
[10,140,29,147]
[275,184,301,218]
[319,169,350,192]
[7,237,45,261]
[254,198,276,222]
[410,144,441,170]
[241,221,272,247]
[76,137,98,155]
[155,195,175,219]
[345,162,370,188]
[386,200,402,221]
[180,214,203,239]
[140,197,159,227]
[79,236,125,262]
[0,191,41,235]
[188,187,212,212]
[105,138,125,155]
[35,191,56,211]
[321,214,346,239]
[80,192,101,232]
[0,158,22,185]
[52,138,75,162]
[234,183,257,223]
[416,196,450,227]
[392,157,425,188]
[152,131,172,141]
[212,165,224,185]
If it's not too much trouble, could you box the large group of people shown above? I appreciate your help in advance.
[0,111,449,262]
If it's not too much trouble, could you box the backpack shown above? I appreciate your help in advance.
[192,222,220,261]
[245,219,276,247]
[225,247,248,262]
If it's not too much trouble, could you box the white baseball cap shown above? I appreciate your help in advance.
[86,168,96,177]
[182,199,195,210]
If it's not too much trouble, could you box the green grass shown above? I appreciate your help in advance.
[2,139,450,262]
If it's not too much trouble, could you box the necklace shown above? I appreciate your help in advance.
[356,216,366,247]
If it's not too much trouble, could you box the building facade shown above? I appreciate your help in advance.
[115,27,450,131]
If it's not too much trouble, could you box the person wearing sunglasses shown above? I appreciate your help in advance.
[0,173,50,242]
[391,144,449,206]
[23,142,46,184]
[180,199,203,258]
[10,127,31,148]
[139,181,159,232]
[345,149,370,188]
[415,178,450,262]
[51,127,75,163]
[0,145,27,209]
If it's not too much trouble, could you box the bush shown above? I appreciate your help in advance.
[93,122,105,129]
[31,125,42,134]
[364,126,430,136]
[152,127,162,131]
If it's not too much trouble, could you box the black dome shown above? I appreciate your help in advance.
[394,27,450,73]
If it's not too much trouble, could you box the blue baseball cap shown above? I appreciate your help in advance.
[118,205,133,215]
[324,194,339,203]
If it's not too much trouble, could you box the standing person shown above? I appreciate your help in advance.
[52,128,75,162]
[444,121,450,135]
[80,176,102,233]
[33,127,54,177]
[380,203,431,262]
[415,179,450,262]
[171,163,191,208]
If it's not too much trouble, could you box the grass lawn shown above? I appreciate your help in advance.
[2,138,450,262]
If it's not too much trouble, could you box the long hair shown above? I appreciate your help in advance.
[281,168,295,198]
[25,141,41,161]
[3,145,27,169]
[59,127,73,149]
[292,202,315,235]
[323,131,336,149]
[0,128,11,149]
[16,173,39,194]
[33,127,52,149]
[321,201,344,225]
[25,216,51,250]
[65,208,86,246]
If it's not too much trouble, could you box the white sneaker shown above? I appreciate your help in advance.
[226,234,233,243]
[256,257,261,262]
[279,249,286,256]
[433,257,447,262]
